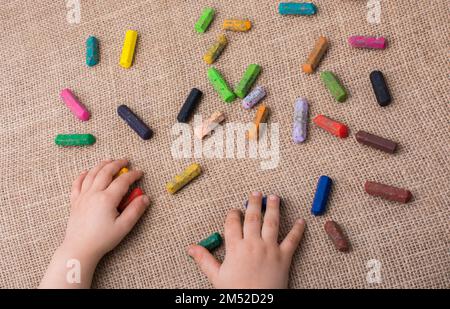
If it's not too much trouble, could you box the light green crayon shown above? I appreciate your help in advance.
[234,64,261,99]
[207,67,236,103]
[195,7,215,33]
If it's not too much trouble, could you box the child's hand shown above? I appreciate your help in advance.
[40,159,150,288]
[64,159,150,260]
[188,192,306,289]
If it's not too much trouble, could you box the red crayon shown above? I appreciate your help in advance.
[118,188,144,213]
[313,115,349,138]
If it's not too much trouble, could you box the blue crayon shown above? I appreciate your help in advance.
[86,36,99,67]
[311,176,332,216]
[117,105,153,140]
[278,2,317,16]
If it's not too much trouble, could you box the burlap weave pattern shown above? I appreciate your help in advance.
[0,0,448,288]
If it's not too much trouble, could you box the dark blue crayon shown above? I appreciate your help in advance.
[117,105,153,140]
[370,70,391,107]
[311,176,332,216]
[177,88,203,123]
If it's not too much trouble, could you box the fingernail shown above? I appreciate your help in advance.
[252,191,261,197]
[268,194,279,201]
[297,218,306,225]
[187,246,195,256]
[142,195,150,206]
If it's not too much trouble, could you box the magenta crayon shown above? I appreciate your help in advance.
[348,36,386,50]
[60,89,90,121]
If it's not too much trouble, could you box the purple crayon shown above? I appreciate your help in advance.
[348,36,386,50]
[292,98,309,143]
[242,86,266,110]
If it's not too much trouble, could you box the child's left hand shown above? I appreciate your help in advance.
[64,159,150,260]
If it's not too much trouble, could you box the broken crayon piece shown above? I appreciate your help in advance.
[166,163,202,194]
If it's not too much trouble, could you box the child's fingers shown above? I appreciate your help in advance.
[92,159,128,191]
[243,192,263,239]
[115,195,150,235]
[280,219,306,258]
[106,170,143,202]
[261,195,280,243]
[224,209,243,248]
[81,160,112,192]
[188,245,221,286]
[70,171,88,205]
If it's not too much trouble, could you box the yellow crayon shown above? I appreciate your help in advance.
[120,30,138,69]
[166,163,202,194]
[117,167,129,177]
[223,19,252,32]
[203,34,228,65]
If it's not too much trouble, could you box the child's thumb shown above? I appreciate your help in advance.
[188,244,221,286]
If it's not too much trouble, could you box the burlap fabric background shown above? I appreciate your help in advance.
[0,0,448,289]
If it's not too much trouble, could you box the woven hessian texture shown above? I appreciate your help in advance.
[0,0,449,288]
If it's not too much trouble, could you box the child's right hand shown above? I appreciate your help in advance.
[188,192,306,289]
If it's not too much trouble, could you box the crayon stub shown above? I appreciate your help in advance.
[235,64,261,99]
[177,88,203,123]
[320,71,348,102]
[313,115,349,138]
[355,131,397,154]
[120,30,138,69]
[348,36,386,49]
[117,105,153,140]
[203,34,228,65]
[86,36,99,67]
[324,221,350,252]
[118,188,144,213]
[166,163,202,194]
[311,175,332,216]
[222,19,252,32]
[194,111,225,139]
[370,70,392,107]
[292,98,309,143]
[55,134,96,146]
[303,36,328,74]
[279,2,317,15]
[207,67,236,103]
[242,86,266,110]
[117,167,129,177]
[248,105,269,140]
[364,181,412,204]
[60,88,90,121]
[198,232,222,251]
[195,7,215,33]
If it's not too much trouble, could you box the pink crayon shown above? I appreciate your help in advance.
[60,88,90,121]
[348,36,386,50]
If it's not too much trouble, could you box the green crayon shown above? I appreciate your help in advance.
[195,7,215,33]
[320,71,348,102]
[235,64,261,99]
[55,134,96,146]
[207,67,236,103]
[198,232,222,251]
